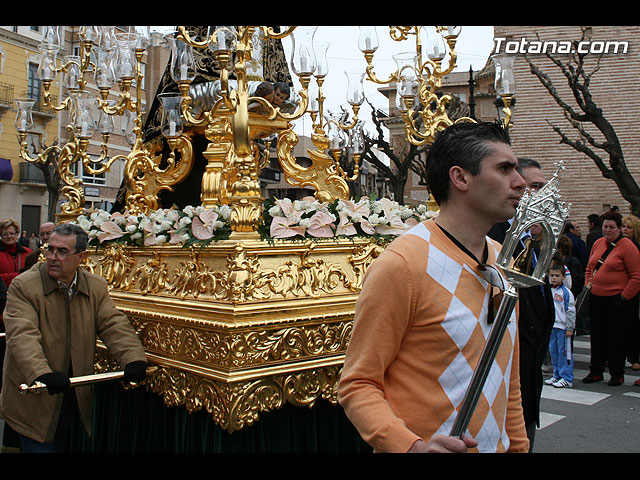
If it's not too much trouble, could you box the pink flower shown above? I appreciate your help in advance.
[144,233,158,246]
[97,221,124,243]
[191,210,219,240]
[335,210,357,236]
[342,198,370,219]
[307,211,335,238]
[375,213,406,236]
[359,217,376,235]
[270,216,306,238]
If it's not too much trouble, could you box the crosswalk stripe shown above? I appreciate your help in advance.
[539,412,565,429]
[541,384,609,405]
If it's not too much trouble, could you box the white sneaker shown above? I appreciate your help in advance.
[552,378,573,388]
[545,377,559,385]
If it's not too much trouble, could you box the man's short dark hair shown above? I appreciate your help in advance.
[587,214,602,228]
[426,121,511,205]
[52,223,88,253]
[274,82,290,96]
[516,157,542,174]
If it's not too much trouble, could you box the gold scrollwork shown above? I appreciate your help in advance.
[125,134,195,215]
[276,128,349,203]
[98,244,137,290]
[143,365,342,433]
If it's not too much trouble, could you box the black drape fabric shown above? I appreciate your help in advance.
[72,382,371,453]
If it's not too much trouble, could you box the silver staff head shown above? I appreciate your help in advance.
[495,161,570,288]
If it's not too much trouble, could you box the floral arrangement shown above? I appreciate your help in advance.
[76,197,437,247]
[77,204,231,248]
[262,196,437,239]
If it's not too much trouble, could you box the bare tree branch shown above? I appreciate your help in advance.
[525,27,639,215]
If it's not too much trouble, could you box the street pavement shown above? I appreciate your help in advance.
[533,335,640,453]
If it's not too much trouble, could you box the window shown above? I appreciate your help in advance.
[80,163,106,185]
[27,62,41,104]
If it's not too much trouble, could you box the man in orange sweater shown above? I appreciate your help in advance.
[338,122,531,453]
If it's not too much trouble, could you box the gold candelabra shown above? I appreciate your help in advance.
[15,26,516,229]
[358,26,516,145]
[162,26,365,235]
[15,26,157,222]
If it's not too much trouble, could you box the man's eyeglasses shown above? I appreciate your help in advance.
[43,245,84,259]
[478,264,506,325]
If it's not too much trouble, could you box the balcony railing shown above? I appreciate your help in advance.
[0,82,13,108]
[19,161,48,184]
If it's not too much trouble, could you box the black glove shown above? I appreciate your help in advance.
[124,361,148,383]
[35,372,70,395]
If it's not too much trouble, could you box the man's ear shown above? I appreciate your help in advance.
[448,166,470,193]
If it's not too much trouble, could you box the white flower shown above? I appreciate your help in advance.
[183,205,195,217]
[217,205,231,221]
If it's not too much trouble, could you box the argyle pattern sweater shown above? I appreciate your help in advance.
[338,220,529,453]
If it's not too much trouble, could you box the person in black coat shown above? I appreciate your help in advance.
[487,158,555,452]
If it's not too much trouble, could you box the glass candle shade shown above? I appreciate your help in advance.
[114,32,139,80]
[63,55,82,90]
[81,26,100,43]
[41,26,61,47]
[314,41,329,78]
[392,52,418,112]
[93,47,116,90]
[291,26,317,76]
[345,69,366,106]
[327,113,348,150]
[492,53,516,96]
[99,26,117,50]
[444,26,462,38]
[209,26,237,53]
[15,98,35,132]
[165,33,196,83]
[129,26,150,50]
[349,121,365,154]
[158,93,184,139]
[70,90,96,139]
[358,26,379,53]
[423,27,447,61]
[246,28,264,80]
[97,101,115,135]
[38,43,60,82]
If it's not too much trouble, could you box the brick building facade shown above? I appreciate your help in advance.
[494,26,640,232]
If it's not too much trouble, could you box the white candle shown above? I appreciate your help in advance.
[169,121,176,137]
[180,63,188,81]
[81,121,88,137]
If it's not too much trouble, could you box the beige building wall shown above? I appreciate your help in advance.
[494,25,640,233]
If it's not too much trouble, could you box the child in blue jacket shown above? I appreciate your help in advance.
[545,263,576,388]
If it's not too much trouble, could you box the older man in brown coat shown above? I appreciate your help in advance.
[0,223,147,453]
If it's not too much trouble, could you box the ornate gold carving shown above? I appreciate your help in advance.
[276,128,350,203]
[98,244,136,290]
[142,365,342,433]
[125,134,195,215]
[89,236,385,431]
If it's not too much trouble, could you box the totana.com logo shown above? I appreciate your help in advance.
[494,37,629,55]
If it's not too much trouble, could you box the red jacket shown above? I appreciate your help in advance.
[0,242,32,288]
[586,236,640,299]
